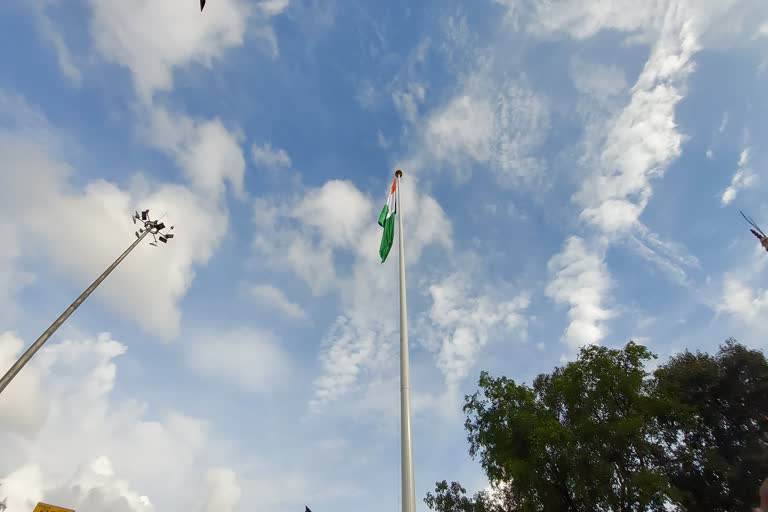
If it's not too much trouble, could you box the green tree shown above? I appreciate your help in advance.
[425,339,768,512]
[459,342,673,511]
[424,481,497,512]
[654,339,768,511]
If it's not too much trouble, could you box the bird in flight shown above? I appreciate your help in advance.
[740,210,768,252]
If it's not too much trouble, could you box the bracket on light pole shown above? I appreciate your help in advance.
[133,209,175,247]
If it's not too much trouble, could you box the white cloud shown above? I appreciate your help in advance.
[553,1,703,287]
[0,332,230,512]
[526,0,665,41]
[388,38,431,121]
[252,142,292,170]
[422,274,529,388]
[248,284,306,319]
[0,223,34,324]
[719,111,729,133]
[31,2,252,202]
[575,1,698,235]
[1,331,352,512]
[721,147,756,206]
[44,457,154,512]
[440,13,480,69]
[740,147,752,167]
[376,130,389,149]
[517,0,767,45]
[259,0,291,17]
[355,80,380,110]
[393,82,426,124]
[201,468,241,512]
[253,180,373,294]
[146,108,246,200]
[307,181,454,414]
[85,0,292,98]
[250,176,452,412]
[424,93,493,170]
[35,1,254,205]
[0,114,228,340]
[0,332,48,437]
[253,177,452,295]
[718,275,768,325]
[419,77,549,187]
[309,316,386,413]
[88,0,251,101]
[546,237,614,350]
[570,59,628,97]
[1,464,44,512]
[185,328,292,393]
[625,224,701,285]
[30,0,82,85]
[293,181,373,248]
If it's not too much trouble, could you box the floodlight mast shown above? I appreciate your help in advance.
[0,210,175,397]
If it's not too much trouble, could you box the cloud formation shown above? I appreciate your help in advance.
[0,332,228,511]
[252,142,292,170]
[248,284,306,319]
[422,274,530,388]
[0,96,228,340]
[416,75,549,187]
[185,328,294,393]
[546,237,614,350]
[146,108,246,201]
[88,0,251,101]
[721,148,755,206]
[575,1,698,235]
[250,176,452,413]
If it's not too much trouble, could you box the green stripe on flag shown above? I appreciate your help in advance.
[378,204,389,228]
[379,204,395,263]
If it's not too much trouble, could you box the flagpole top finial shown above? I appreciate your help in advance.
[395,169,403,178]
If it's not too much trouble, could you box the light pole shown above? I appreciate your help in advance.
[0,209,175,396]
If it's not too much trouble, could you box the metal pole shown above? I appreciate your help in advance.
[396,169,416,512]
[0,229,150,396]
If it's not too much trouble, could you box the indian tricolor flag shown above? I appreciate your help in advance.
[378,178,397,263]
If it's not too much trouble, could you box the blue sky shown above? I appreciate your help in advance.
[1,0,768,511]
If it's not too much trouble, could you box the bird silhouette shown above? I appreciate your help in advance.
[741,211,768,252]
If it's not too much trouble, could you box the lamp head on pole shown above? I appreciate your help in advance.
[133,209,176,247]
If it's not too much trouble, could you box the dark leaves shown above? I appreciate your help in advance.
[427,339,768,512]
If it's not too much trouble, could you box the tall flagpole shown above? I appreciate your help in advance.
[395,169,416,512]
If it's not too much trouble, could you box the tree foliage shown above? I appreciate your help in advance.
[655,338,768,510]
[425,340,768,512]
[425,481,493,512]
